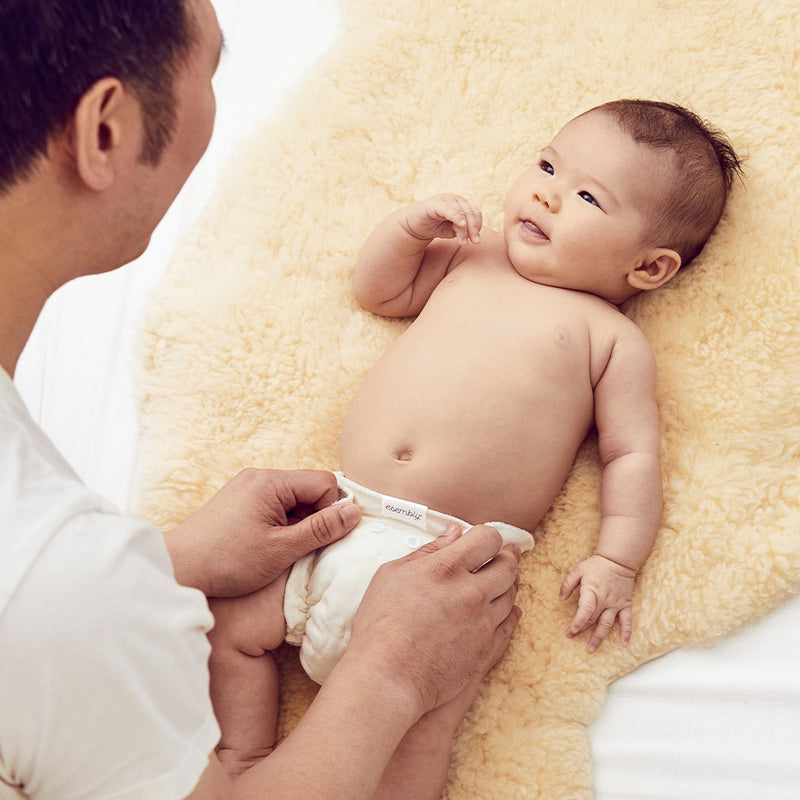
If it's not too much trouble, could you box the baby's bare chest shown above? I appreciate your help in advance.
[409,266,613,389]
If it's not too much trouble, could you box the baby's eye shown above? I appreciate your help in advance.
[538,159,554,175]
[579,190,599,207]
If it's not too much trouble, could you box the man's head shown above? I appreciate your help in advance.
[0,0,199,195]
[503,99,741,304]
[0,0,223,377]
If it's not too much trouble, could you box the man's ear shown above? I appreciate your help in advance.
[69,78,135,192]
[627,247,682,292]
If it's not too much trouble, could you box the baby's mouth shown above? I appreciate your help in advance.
[521,219,549,240]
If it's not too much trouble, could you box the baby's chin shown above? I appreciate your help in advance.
[508,261,568,290]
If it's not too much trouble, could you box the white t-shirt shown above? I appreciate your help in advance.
[0,369,219,799]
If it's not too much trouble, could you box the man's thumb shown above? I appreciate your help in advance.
[288,501,362,555]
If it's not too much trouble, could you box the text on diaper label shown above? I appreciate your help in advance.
[381,495,428,530]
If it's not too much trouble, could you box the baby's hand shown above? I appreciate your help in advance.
[559,554,637,653]
[403,193,483,245]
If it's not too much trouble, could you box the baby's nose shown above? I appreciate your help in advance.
[533,188,560,212]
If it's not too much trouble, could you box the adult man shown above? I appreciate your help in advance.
[0,1,521,798]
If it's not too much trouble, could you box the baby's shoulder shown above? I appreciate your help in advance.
[581,296,644,334]
[584,302,652,375]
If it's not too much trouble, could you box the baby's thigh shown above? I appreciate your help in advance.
[209,570,289,656]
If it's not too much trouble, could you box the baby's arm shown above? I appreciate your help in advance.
[354,194,482,317]
[560,329,662,652]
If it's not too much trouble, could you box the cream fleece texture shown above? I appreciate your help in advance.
[136,1,800,796]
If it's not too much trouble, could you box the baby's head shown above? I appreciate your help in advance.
[503,99,742,304]
[593,99,741,266]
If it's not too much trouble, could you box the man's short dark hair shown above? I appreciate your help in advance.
[0,0,198,193]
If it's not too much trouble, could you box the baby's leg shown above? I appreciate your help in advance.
[207,570,289,778]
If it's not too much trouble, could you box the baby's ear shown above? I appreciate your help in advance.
[627,248,681,292]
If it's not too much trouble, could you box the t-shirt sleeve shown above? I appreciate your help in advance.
[0,511,220,800]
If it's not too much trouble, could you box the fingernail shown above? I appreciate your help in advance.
[339,503,361,527]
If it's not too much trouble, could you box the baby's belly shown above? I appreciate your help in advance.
[339,352,593,531]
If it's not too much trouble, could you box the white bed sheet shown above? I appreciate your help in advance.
[13,2,800,797]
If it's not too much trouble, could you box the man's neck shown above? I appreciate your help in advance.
[0,263,54,378]
[0,178,64,377]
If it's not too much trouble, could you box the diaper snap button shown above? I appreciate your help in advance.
[369,522,385,533]
[405,535,422,550]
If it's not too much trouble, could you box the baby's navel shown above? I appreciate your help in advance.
[393,449,414,463]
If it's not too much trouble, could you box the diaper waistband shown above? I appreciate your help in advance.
[335,472,534,553]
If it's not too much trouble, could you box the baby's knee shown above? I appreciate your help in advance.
[216,744,276,779]
[209,571,289,655]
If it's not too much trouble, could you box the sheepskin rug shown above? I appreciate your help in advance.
[136,0,800,796]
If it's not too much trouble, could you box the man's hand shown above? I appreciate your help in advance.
[187,525,521,800]
[164,469,361,597]
[559,553,637,652]
[403,193,483,245]
[346,524,522,718]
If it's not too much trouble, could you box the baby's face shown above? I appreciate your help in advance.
[503,110,671,304]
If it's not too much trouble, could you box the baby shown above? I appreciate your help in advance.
[210,99,741,777]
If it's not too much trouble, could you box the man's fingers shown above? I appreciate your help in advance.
[485,605,523,672]
[402,523,506,572]
[474,545,521,606]
[405,522,463,560]
[291,501,361,548]
[264,501,361,576]
[401,524,520,605]
[455,524,508,572]
[490,578,521,626]
[273,469,341,511]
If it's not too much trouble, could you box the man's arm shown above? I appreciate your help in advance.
[187,668,420,800]
[560,329,662,651]
[354,194,482,317]
[187,525,521,799]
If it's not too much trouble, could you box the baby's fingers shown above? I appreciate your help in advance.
[587,608,618,653]
[566,587,598,639]
[558,566,582,601]
[442,195,482,244]
[617,605,633,647]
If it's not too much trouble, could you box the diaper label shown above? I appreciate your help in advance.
[381,495,428,530]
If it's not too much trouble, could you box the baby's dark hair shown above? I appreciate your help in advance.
[591,99,743,267]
